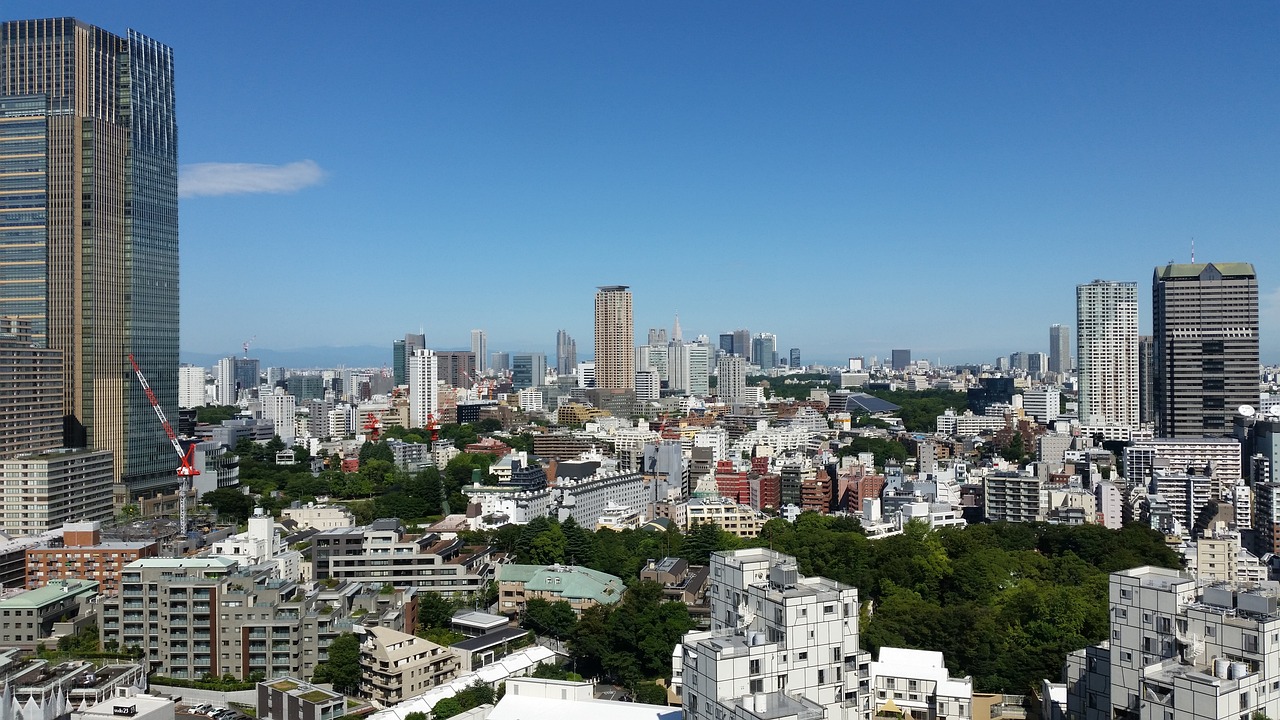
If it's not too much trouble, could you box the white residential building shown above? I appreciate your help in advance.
[1095,481,1123,529]
[678,496,768,538]
[673,548,974,720]
[408,348,439,429]
[281,503,355,531]
[936,409,1006,437]
[517,388,544,412]
[635,369,660,402]
[868,648,973,720]
[553,470,646,528]
[178,365,207,408]
[260,388,298,446]
[1021,387,1061,424]
[1063,565,1280,720]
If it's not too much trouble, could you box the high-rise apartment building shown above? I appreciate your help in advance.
[178,365,206,409]
[1,19,178,495]
[407,348,438,429]
[555,330,577,376]
[1049,324,1071,374]
[0,337,63,458]
[891,349,912,371]
[470,329,487,374]
[593,286,633,390]
[1153,262,1259,438]
[716,355,746,403]
[1076,281,1139,427]
[789,348,801,368]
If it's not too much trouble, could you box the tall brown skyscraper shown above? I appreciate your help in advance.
[0,18,179,495]
[594,286,634,390]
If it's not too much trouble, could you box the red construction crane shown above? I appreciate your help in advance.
[128,354,199,531]
[362,412,383,442]
[426,412,440,442]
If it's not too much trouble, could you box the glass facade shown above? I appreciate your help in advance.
[0,19,179,496]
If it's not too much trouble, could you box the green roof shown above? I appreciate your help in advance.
[1156,262,1256,280]
[0,580,98,608]
[498,563,624,604]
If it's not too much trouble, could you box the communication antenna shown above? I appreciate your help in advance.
[1191,237,1195,263]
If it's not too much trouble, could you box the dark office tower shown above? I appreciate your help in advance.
[789,348,801,369]
[1153,262,1259,438]
[891,349,912,371]
[733,329,752,362]
[491,352,511,373]
[719,333,735,356]
[392,340,406,386]
[0,19,177,496]
[556,329,577,375]
[392,333,425,386]
[1139,335,1155,426]
[1049,324,1071,374]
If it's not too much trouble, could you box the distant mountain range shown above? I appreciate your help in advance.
[181,345,392,370]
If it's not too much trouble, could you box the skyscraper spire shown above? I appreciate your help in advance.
[673,314,683,342]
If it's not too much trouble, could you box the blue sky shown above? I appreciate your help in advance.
[13,2,1280,365]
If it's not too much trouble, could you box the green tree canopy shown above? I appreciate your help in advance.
[310,633,361,695]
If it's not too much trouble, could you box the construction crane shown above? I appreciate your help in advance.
[362,412,383,442]
[242,336,256,357]
[426,412,440,442]
[128,354,199,533]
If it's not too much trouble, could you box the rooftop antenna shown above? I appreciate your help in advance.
[1191,237,1195,263]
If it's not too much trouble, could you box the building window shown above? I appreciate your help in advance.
[749,679,763,693]
[749,660,760,674]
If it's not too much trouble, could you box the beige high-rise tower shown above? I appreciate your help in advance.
[594,286,634,390]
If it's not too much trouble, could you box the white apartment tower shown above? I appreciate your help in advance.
[594,285,634,391]
[178,365,207,409]
[408,348,439,429]
[1076,280,1139,428]
[471,329,487,373]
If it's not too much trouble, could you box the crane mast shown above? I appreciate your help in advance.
[128,354,199,533]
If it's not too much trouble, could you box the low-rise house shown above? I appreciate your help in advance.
[496,564,624,616]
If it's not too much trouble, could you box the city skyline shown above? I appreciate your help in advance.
[7,2,1278,365]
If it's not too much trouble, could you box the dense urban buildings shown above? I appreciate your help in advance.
[1076,280,1139,427]
[1153,262,1259,437]
[0,18,179,496]
[593,285,634,390]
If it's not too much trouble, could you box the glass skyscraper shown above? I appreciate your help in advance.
[0,18,179,497]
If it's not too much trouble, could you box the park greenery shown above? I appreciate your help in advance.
[471,514,1178,695]
[202,435,500,524]
[863,388,968,433]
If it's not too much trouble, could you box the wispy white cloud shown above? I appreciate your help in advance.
[179,160,326,198]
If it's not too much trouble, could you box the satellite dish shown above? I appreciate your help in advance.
[1239,405,1257,418]
[1270,406,1280,419]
